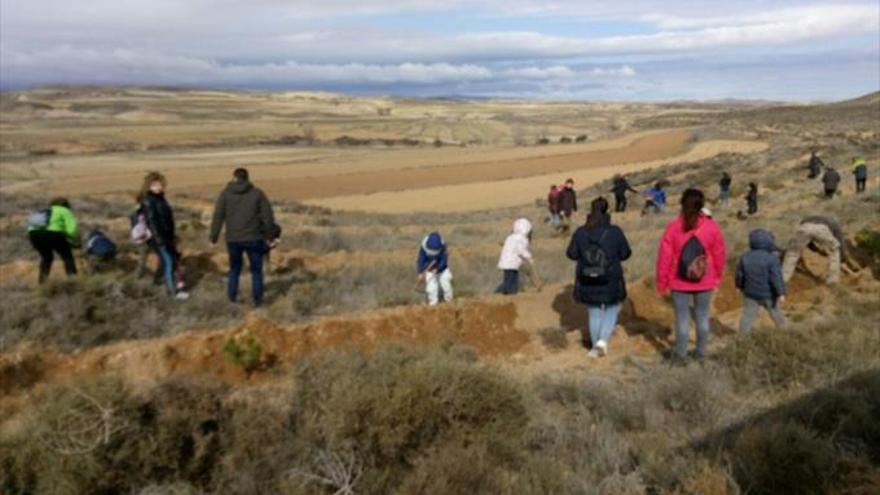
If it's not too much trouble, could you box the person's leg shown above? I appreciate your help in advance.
[739,297,760,334]
[765,300,787,328]
[156,245,176,294]
[826,239,841,284]
[598,303,621,352]
[586,305,602,347]
[693,291,713,359]
[508,270,520,294]
[782,226,812,282]
[439,269,454,302]
[425,271,440,305]
[244,241,265,306]
[51,234,77,276]
[671,291,692,360]
[29,231,54,284]
[226,242,244,302]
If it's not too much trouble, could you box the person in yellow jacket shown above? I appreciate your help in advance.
[27,197,80,283]
[852,157,868,193]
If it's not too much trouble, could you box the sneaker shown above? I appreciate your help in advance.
[587,349,600,359]
[174,291,190,301]
[595,340,608,357]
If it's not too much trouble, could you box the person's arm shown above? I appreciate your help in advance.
[417,248,428,273]
[618,228,632,261]
[769,257,786,298]
[566,233,580,261]
[735,258,745,290]
[62,208,81,247]
[436,248,448,272]
[655,226,674,294]
[144,199,165,246]
[712,224,727,282]
[258,190,276,240]
[209,192,226,243]
[518,238,534,263]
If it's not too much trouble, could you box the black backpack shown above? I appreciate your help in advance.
[580,229,610,285]
[678,235,707,282]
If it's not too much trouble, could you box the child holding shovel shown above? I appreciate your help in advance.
[496,218,541,294]
[416,232,454,306]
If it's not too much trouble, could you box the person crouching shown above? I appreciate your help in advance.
[417,232,453,306]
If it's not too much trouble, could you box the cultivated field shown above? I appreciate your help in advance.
[0,88,878,495]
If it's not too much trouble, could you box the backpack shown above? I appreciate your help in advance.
[86,230,117,259]
[678,234,708,282]
[130,207,152,244]
[580,229,610,285]
[26,208,51,230]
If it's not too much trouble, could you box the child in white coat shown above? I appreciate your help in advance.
[496,218,538,294]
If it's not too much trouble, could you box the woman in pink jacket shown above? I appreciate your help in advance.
[656,189,726,361]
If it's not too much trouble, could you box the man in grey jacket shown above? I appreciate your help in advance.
[210,168,276,306]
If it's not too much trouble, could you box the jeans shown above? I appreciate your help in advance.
[547,211,561,229]
[495,269,519,295]
[587,303,621,347]
[29,230,77,283]
[155,244,177,294]
[720,189,730,207]
[739,297,786,334]
[671,290,713,359]
[228,240,265,305]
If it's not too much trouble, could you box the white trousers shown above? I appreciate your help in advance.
[425,269,454,305]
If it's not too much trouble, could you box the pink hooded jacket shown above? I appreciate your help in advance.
[656,214,726,294]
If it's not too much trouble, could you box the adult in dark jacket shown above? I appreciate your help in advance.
[719,172,732,207]
[807,151,824,179]
[746,182,758,215]
[852,157,868,193]
[138,172,188,299]
[822,167,840,198]
[610,175,638,212]
[566,197,632,358]
[557,178,578,231]
[735,229,786,333]
[210,168,276,306]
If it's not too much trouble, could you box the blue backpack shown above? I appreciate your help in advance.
[86,229,117,259]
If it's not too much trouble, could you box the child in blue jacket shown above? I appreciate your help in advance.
[735,229,787,333]
[417,232,454,305]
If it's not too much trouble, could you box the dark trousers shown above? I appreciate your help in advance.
[29,230,77,283]
[228,240,265,306]
[495,269,519,295]
[614,194,627,212]
[856,178,866,193]
[824,188,836,199]
[747,200,758,214]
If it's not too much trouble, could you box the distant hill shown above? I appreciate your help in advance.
[829,91,880,108]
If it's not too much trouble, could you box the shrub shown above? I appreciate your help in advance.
[222,336,264,373]
[575,134,588,143]
[559,136,572,144]
[536,137,550,145]
[538,327,568,351]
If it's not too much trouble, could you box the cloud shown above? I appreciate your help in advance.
[590,65,636,77]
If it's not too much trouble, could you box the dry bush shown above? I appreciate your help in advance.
[538,327,568,351]
[289,344,529,494]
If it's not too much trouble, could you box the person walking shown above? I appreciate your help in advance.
[610,175,639,212]
[656,189,726,361]
[557,179,578,232]
[719,172,732,207]
[27,197,80,284]
[822,166,841,198]
[735,229,787,333]
[546,185,561,229]
[852,157,868,193]
[416,232,453,306]
[782,215,846,285]
[138,172,189,299]
[210,168,276,307]
[566,197,632,358]
[807,151,824,179]
[746,182,758,215]
[496,218,537,295]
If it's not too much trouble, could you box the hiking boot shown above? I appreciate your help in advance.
[595,340,608,357]
[174,291,190,301]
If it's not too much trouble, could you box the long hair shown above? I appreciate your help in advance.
[680,188,704,232]
[585,196,610,229]
[136,171,167,203]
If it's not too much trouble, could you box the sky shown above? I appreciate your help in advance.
[1,1,878,100]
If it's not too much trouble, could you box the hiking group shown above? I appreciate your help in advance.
[24,150,869,363]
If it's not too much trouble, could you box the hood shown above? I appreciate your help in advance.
[512,218,532,236]
[421,232,445,256]
[227,180,253,194]
[749,229,777,251]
